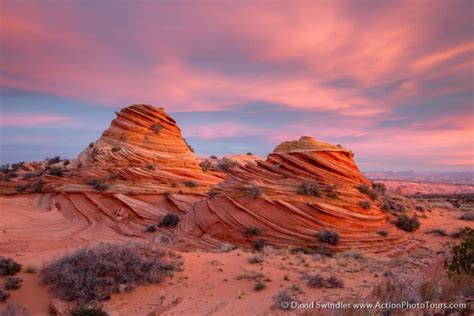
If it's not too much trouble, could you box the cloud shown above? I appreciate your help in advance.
[0,114,72,127]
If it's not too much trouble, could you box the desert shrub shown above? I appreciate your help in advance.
[199,159,212,171]
[145,164,155,171]
[450,227,467,239]
[326,276,345,288]
[415,205,424,212]
[371,182,386,195]
[88,179,108,191]
[382,199,406,213]
[395,215,420,232]
[111,146,120,153]
[372,276,418,312]
[427,228,448,236]
[377,230,388,237]
[459,212,474,221]
[70,305,108,316]
[317,230,340,245]
[151,123,162,133]
[39,243,180,303]
[0,302,29,316]
[183,180,197,188]
[248,255,264,264]
[357,184,370,194]
[11,162,23,171]
[243,225,261,237]
[217,243,236,253]
[291,246,316,255]
[272,289,298,310]
[210,155,218,159]
[444,227,473,275]
[48,166,64,177]
[246,152,253,155]
[217,160,230,172]
[158,213,180,228]
[4,276,22,290]
[303,274,344,288]
[0,257,22,276]
[46,156,61,165]
[246,182,262,198]
[144,224,157,233]
[15,184,28,193]
[32,178,44,193]
[88,142,94,148]
[0,290,9,303]
[359,200,371,209]
[254,280,266,291]
[63,159,70,166]
[254,238,266,251]
[297,181,321,197]
[341,249,365,260]
[369,191,378,201]
[207,190,218,198]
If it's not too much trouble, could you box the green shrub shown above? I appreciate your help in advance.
[183,180,197,188]
[254,280,266,291]
[359,200,371,209]
[88,179,108,191]
[357,184,370,194]
[4,276,22,290]
[444,227,473,275]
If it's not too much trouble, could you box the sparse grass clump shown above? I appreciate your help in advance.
[382,198,406,214]
[341,249,365,260]
[359,200,371,209]
[25,265,37,274]
[4,276,22,290]
[183,180,197,188]
[108,173,119,180]
[248,255,264,264]
[158,213,180,228]
[317,230,340,245]
[16,184,29,193]
[395,215,420,232]
[145,164,155,171]
[39,243,181,303]
[253,280,266,291]
[272,289,298,310]
[32,178,44,193]
[243,225,261,237]
[246,182,262,198]
[297,181,321,197]
[0,257,22,276]
[70,305,109,316]
[303,273,344,288]
[88,179,108,191]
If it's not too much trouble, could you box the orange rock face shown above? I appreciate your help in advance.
[0,105,405,253]
[181,136,405,251]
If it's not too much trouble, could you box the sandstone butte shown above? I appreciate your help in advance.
[0,104,405,254]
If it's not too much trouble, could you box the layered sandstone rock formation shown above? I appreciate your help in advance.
[181,136,405,252]
[0,105,406,254]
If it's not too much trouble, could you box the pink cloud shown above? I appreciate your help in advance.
[0,114,72,127]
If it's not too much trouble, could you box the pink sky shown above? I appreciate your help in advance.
[0,0,473,171]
